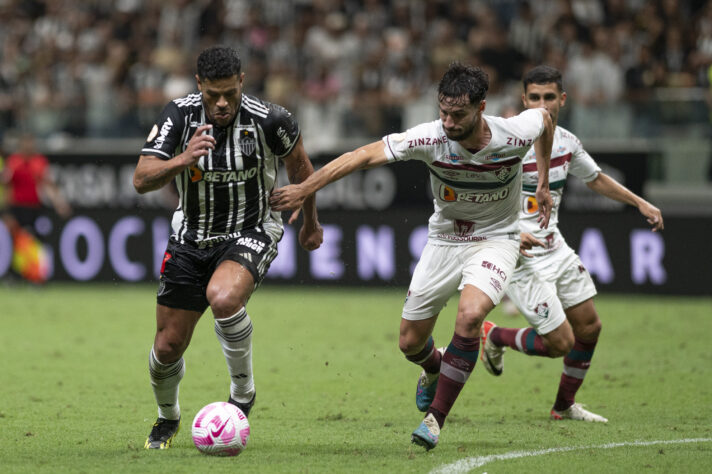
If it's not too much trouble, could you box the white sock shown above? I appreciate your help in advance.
[148,348,184,420]
[215,308,254,403]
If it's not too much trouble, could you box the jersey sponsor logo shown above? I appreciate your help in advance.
[544,233,555,248]
[276,127,292,150]
[534,302,550,319]
[189,166,203,183]
[523,195,539,214]
[435,233,488,242]
[153,117,173,149]
[239,130,256,156]
[505,136,534,147]
[439,185,509,203]
[454,219,475,236]
[192,167,258,183]
[146,124,159,142]
[407,135,448,148]
[485,152,507,161]
[236,236,265,253]
[482,260,507,281]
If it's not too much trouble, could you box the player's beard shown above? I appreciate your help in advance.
[444,117,477,142]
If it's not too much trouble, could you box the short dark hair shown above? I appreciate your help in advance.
[522,65,563,92]
[197,45,241,81]
[438,62,489,105]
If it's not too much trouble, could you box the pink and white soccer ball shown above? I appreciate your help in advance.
[191,402,250,456]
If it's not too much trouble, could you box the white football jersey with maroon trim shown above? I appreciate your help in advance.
[383,108,545,243]
[519,125,601,257]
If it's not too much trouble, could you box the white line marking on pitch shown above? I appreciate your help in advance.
[431,438,712,474]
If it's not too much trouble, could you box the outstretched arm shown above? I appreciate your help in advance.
[281,136,323,250]
[586,172,664,231]
[533,108,554,228]
[133,124,215,194]
[270,140,389,213]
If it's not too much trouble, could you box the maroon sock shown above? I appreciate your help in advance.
[491,327,549,356]
[428,333,479,428]
[405,336,441,374]
[553,337,598,411]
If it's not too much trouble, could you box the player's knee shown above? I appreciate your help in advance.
[573,315,602,341]
[153,337,185,363]
[398,333,424,356]
[207,287,246,318]
[456,306,486,333]
[547,336,574,357]
[543,323,575,357]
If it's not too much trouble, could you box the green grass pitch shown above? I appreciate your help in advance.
[0,284,710,473]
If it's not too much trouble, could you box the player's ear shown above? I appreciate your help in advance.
[196,75,202,91]
[479,100,486,113]
[560,91,567,107]
[521,93,527,107]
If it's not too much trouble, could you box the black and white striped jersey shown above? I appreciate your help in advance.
[141,93,300,247]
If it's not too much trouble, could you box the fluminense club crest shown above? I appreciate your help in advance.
[494,166,511,182]
[534,302,550,319]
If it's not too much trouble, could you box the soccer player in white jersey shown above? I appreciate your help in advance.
[271,62,554,450]
[480,65,663,423]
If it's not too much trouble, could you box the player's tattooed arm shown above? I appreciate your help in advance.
[281,136,323,251]
[134,125,214,194]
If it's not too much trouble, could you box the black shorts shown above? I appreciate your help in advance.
[156,229,279,313]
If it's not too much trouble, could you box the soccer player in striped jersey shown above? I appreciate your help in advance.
[134,45,323,449]
[271,62,555,450]
[480,65,663,423]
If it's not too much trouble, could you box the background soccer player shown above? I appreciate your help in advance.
[480,65,663,422]
[134,45,323,449]
[271,62,554,450]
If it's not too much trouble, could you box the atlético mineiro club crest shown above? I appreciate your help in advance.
[239,129,256,156]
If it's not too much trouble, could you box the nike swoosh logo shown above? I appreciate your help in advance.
[210,420,228,438]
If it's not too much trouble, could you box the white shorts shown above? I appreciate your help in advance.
[507,247,597,334]
[402,239,519,321]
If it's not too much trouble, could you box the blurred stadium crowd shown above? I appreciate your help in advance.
[0,0,710,146]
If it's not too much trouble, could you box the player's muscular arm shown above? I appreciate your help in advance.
[281,137,320,232]
[133,124,215,194]
[270,140,388,212]
[533,108,554,228]
[586,172,664,231]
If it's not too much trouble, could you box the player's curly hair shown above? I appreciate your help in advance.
[197,45,242,81]
[523,65,564,92]
[438,62,489,105]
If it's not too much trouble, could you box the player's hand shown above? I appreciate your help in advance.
[299,221,323,251]
[183,124,215,165]
[519,232,545,257]
[536,186,553,229]
[639,201,664,232]
[270,184,307,213]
